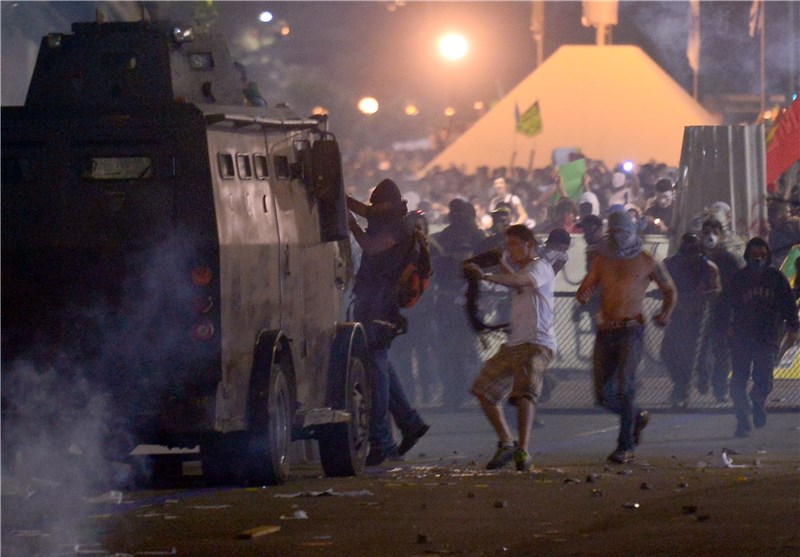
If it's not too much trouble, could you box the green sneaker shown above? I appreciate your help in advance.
[513,448,531,471]
[486,442,517,470]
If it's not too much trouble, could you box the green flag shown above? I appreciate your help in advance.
[779,244,800,281]
[515,101,542,137]
[557,158,587,201]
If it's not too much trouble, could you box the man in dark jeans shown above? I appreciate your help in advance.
[717,237,799,438]
[347,180,430,465]
[661,233,721,408]
[698,215,744,402]
[575,210,676,464]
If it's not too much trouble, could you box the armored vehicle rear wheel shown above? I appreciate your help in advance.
[201,362,292,486]
[246,363,292,485]
[318,353,370,477]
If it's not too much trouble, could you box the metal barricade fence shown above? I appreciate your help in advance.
[472,292,800,412]
[396,234,799,412]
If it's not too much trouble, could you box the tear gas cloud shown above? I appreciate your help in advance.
[2,230,207,554]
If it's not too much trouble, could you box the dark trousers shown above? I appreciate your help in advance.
[593,324,645,451]
[729,336,778,423]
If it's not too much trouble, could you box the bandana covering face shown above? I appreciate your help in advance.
[604,211,643,259]
[540,247,569,267]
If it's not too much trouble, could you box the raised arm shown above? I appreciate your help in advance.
[348,211,395,255]
[347,195,370,218]
[463,262,534,289]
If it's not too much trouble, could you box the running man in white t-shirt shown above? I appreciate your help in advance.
[463,224,567,471]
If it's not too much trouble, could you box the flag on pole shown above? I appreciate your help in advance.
[766,98,800,185]
[515,101,543,137]
[686,0,700,73]
[748,0,762,38]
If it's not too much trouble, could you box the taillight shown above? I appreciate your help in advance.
[192,320,215,341]
[191,264,215,341]
[192,266,212,286]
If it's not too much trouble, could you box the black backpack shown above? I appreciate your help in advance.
[396,222,432,309]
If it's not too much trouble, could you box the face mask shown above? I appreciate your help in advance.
[541,247,568,266]
[703,233,718,250]
[747,257,767,269]
[612,172,626,189]
[611,230,633,249]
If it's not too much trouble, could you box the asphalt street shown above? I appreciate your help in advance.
[3,409,799,557]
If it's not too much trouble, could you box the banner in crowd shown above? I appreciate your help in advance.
[766,99,800,185]
[557,158,587,201]
[515,101,543,137]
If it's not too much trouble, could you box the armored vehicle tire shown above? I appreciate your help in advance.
[246,363,292,485]
[318,353,370,477]
[201,363,292,486]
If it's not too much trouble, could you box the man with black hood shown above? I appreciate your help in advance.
[717,237,799,438]
[575,210,676,464]
[347,179,430,465]
[661,233,721,408]
[430,198,487,409]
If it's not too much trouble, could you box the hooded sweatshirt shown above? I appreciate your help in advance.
[719,264,799,347]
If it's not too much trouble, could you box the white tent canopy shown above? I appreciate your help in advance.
[423,45,722,174]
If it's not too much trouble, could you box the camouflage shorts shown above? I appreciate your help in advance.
[471,342,554,405]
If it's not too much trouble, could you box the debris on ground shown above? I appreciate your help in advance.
[279,510,309,520]
[238,524,281,539]
[273,488,373,498]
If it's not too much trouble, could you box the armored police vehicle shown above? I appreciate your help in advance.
[1,20,369,485]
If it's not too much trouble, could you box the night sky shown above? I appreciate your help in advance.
[2,1,798,147]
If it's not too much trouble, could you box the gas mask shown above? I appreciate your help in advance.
[702,233,719,250]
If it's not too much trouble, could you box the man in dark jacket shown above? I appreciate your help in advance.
[661,233,721,408]
[430,199,486,409]
[697,215,745,401]
[718,237,799,438]
[348,179,430,464]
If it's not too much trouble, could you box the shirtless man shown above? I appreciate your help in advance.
[576,210,676,464]
[488,177,529,226]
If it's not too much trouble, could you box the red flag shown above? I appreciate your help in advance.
[766,99,800,185]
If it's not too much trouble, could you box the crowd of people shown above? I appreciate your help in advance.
[344,154,800,469]
[342,146,683,238]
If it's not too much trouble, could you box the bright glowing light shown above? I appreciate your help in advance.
[258,11,273,23]
[404,104,419,116]
[438,33,468,61]
[473,100,485,111]
[280,25,291,36]
[622,161,634,172]
[358,97,379,115]
[312,105,329,116]
[444,106,456,117]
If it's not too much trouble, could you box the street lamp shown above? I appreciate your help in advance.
[358,96,379,115]
[438,33,468,61]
